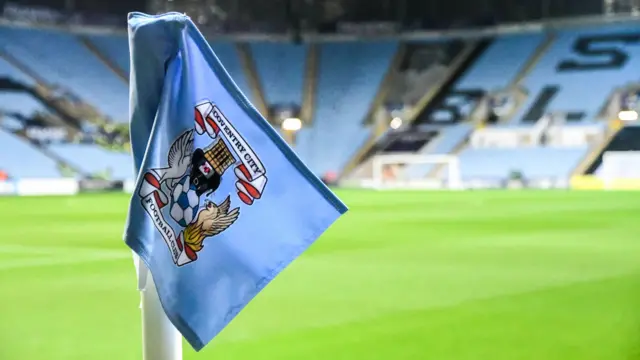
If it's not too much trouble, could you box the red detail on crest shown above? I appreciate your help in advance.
[238,191,254,205]
[205,116,220,134]
[153,191,166,208]
[185,245,198,261]
[145,172,161,189]
[194,109,205,130]
[176,234,184,251]
[237,164,251,181]
[240,180,261,199]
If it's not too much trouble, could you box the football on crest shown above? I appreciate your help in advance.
[170,175,200,227]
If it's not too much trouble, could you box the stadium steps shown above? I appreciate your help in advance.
[300,43,318,124]
[0,49,104,131]
[236,43,269,117]
[0,59,83,132]
[79,36,128,84]
[0,49,48,86]
[497,32,557,125]
[341,40,481,180]
[404,41,482,127]
[27,88,84,131]
[361,44,407,127]
[572,121,624,175]
[339,43,407,178]
[33,85,109,130]
[511,33,556,88]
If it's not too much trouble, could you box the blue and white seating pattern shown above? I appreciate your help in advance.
[0,57,37,85]
[430,34,546,123]
[47,144,132,180]
[0,92,49,117]
[406,34,545,177]
[0,130,61,178]
[87,34,130,75]
[3,21,640,182]
[457,146,587,180]
[296,41,398,176]
[250,42,307,106]
[510,24,640,124]
[0,26,129,122]
[209,42,254,101]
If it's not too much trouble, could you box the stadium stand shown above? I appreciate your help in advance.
[0,57,37,85]
[0,91,49,117]
[3,19,640,189]
[250,42,307,106]
[47,144,132,180]
[0,26,129,122]
[209,42,253,100]
[399,34,546,178]
[342,21,640,187]
[415,33,545,126]
[0,129,61,178]
[296,41,398,176]
[1,115,23,130]
[385,41,454,109]
[457,146,588,180]
[447,24,640,182]
[86,34,130,75]
[588,125,640,175]
[510,24,640,124]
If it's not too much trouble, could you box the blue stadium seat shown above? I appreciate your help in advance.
[0,57,36,85]
[427,34,545,124]
[457,34,545,90]
[457,146,588,180]
[47,144,133,180]
[250,42,307,106]
[86,34,130,75]
[1,116,23,131]
[0,91,49,117]
[403,35,544,178]
[0,130,60,178]
[296,41,398,175]
[511,24,640,123]
[0,26,129,122]
[209,42,253,101]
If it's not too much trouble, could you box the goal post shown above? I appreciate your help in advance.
[371,153,462,190]
[600,151,640,190]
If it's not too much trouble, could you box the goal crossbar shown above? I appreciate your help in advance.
[371,154,461,190]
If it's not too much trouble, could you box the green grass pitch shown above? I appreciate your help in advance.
[1,190,640,359]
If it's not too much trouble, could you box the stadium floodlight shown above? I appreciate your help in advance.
[618,110,638,121]
[389,117,403,130]
[281,117,302,131]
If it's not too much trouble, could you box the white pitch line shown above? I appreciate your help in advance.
[0,251,131,271]
[0,244,132,271]
[0,244,128,257]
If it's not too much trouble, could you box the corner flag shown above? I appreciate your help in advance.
[124,12,347,351]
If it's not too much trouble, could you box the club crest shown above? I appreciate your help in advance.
[137,100,268,266]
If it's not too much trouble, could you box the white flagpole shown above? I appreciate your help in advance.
[140,267,183,360]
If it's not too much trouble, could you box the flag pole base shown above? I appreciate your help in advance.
[141,273,183,360]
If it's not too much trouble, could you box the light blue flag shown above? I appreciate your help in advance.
[124,12,347,351]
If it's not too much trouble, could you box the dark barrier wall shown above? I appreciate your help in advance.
[78,179,124,193]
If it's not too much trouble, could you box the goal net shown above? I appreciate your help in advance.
[370,154,462,190]
[600,151,640,190]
